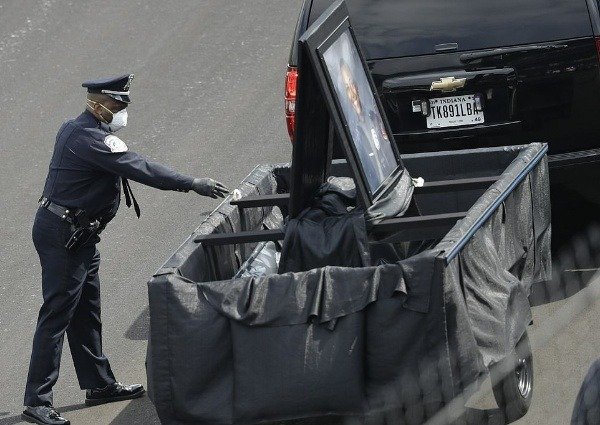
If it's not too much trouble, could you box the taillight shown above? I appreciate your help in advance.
[285,66,298,143]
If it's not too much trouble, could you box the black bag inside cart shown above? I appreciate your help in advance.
[146,143,551,425]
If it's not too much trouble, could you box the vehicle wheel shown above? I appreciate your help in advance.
[491,331,534,423]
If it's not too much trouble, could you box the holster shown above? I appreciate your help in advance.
[65,211,101,252]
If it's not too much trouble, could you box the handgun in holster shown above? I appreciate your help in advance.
[65,210,101,252]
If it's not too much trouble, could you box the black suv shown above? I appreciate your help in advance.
[285,0,600,216]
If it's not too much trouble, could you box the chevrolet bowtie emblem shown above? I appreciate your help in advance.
[430,77,466,92]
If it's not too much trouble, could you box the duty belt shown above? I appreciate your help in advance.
[38,197,77,224]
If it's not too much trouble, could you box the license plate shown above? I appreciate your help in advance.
[426,94,484,129]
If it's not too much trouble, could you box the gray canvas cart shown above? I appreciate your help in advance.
[147,143,550,425]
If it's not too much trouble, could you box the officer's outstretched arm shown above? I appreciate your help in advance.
[74,134,229,197]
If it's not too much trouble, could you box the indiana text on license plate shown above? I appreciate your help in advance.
[426,94,484,129]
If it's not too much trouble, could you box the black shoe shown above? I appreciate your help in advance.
[21,406,70,425]
[85,382,146,406]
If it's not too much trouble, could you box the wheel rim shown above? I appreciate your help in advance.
[515,357,532,399]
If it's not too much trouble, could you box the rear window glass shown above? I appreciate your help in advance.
[323,0,595,59]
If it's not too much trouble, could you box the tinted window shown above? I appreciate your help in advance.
[337,0,594,59]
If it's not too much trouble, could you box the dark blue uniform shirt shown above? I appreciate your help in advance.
[42,110,194,224]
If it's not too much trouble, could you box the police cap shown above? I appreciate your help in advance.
[82,74,134,104]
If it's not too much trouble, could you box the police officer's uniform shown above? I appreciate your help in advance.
[24,75,195,410]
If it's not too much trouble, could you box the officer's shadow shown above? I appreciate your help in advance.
[110,396,161,425]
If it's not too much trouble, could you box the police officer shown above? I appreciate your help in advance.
[22,74,229,425]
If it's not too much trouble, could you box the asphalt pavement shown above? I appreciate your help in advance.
[0,1,598,425]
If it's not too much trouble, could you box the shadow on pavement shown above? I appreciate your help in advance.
[110,396,160,425]
[0,403,86,425]
[125,306,150,340]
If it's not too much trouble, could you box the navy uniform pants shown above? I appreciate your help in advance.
[24,208,115,407]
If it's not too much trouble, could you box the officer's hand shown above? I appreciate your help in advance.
[191,178,230,199]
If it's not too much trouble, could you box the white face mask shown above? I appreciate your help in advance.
[87,99,128,133]
[105,108,128,133]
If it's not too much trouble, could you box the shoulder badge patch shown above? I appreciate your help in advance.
[104,135,128,153]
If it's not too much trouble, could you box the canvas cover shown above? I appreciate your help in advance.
[278,177,371,273]
[147,144,551,425]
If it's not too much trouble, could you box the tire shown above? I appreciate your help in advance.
[491,331,534,423]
